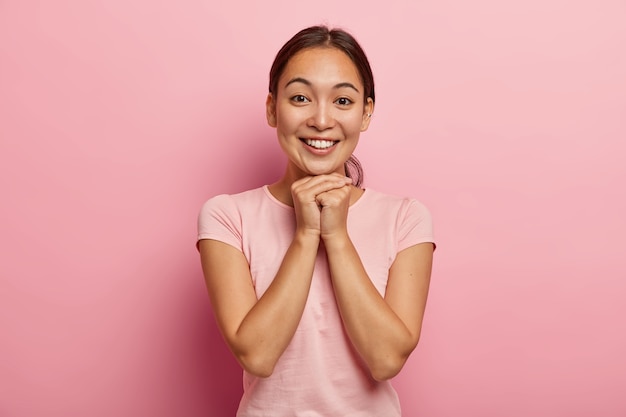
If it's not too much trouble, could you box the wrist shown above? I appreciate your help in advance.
[320,230,351,249]
[294,228,321,247]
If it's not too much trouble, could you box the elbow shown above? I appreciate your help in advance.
[226,335,281,378]
[369,356,407,381]
[369,339,420,381]
[237,353,277,378]
[244,366,275,379]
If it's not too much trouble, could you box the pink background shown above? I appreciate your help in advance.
[1,0,625,416]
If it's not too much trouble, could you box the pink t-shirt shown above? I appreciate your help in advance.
[198,186,435,417]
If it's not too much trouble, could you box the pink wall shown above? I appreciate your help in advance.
[1,1,625,416]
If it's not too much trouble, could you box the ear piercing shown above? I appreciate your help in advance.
[366,113,372,118]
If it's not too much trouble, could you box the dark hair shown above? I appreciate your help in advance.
[269,25,375,188]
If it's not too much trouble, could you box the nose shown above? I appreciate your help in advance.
[307,103,335,130]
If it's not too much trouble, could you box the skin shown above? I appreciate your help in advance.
[199,46,434,381]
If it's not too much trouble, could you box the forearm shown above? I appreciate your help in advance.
[324,235,419,380]
[232,231,319,377]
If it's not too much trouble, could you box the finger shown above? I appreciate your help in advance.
[315,186,351,208]
[297,176,352,196]
[315,173,354,185]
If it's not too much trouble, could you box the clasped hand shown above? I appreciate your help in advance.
[291,173,353,240]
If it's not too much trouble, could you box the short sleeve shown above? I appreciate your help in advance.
[397,199,435,253]
[197,194,243,252]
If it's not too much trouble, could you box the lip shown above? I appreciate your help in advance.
[299,137,339,154]
[301,136,338,142]
[298,136,339,144]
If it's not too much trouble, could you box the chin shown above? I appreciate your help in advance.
[304,167,343,177]
[290,159,346,178]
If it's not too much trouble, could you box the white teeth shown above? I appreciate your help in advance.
[304,139,335,149]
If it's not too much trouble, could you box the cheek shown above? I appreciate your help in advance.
[275,106,300,131]
[340,113,367,134]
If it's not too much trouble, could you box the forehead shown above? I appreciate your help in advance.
[279,47,363,88]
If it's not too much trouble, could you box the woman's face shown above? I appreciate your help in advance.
[267,47,374,180]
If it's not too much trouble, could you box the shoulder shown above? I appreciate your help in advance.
[198,186,266,230]
[359,188,435,249]
[200,187,266,215]
[197,186,268,247]
[360,188,432,220]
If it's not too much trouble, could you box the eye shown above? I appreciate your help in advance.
[335,97,353,106]
[290,95,310,103]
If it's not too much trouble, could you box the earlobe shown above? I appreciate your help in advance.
[360,98,374,131]
[266,94,277,127]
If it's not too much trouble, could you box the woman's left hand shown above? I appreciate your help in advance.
[315,174,352,241]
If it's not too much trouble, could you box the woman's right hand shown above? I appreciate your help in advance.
[291,174,353,237]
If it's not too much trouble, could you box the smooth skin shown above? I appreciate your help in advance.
[199,47,434,381]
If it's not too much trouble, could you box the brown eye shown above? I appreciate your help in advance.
[335,97,353,106]
[291,95,310,103]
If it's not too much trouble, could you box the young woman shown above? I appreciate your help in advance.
[198,25,435,416]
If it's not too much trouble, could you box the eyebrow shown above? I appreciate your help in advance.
[285,77,360,93]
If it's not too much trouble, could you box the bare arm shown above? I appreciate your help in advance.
[324,238,433,381]
[316,186,434,381]
[199,175,353,377]
[199,232,318,377]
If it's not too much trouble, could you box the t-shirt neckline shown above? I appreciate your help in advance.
[262,185,368,211]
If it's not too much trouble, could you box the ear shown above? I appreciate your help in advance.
[360,97,374,132]
[266,93,277,127]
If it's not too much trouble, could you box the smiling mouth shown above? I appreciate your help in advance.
[300,138,338,149]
